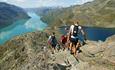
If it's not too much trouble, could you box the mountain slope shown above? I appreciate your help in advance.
[0,2,30,29]
[0,31,115,70]
[41,0,115,28]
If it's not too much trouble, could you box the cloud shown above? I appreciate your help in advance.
[0,0,93,8]
[16,0,25,2]
[0,0,7,2]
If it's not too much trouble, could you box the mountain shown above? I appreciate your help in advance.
[0,2,30,29]
[36,7,60,16]
[41,0,115,28]
[0,31,115,70]
[25,7,60,16]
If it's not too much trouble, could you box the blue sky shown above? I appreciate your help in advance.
[0,0,93,8]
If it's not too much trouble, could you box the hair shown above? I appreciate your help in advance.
[76,21,79,24]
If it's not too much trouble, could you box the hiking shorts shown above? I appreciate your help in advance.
[70,37,78,45]
[51,42,57,49]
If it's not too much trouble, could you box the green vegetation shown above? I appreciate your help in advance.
[41,0,115,28]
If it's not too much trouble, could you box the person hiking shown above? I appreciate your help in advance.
[47,32,58,54]
[68,20,86,58]
[59,26,71,51]
[60,34,68,51]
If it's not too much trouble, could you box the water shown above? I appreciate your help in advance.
[0,12,115,44]
[60,26,115,41]
[0,12,47,44]
[84,27,115,41]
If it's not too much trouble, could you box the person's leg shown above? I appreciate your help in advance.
[51,44,56,54]
[57,44,61,52]
[70,42,73,54]
[71,38,79,61]
[67,42,71,50]
[76,41,82,53]
[51,46,54,54]
[69,42,72,50]
[62,42,65,51]
[73,44,76,56]
[72,43,79,62]
[75,42,79,54]
[67,42,70,50]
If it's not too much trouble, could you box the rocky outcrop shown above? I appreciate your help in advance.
[0,31,115,70]
[0,2,30,29]
[0,31,49,70]
[49,35,115,70]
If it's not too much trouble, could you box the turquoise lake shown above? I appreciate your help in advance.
[0,12,115,45]
[0,12,47,44]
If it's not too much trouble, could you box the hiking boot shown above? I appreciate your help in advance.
[77,49,82,53]
[82,41,86,45]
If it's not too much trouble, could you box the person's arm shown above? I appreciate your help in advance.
[81,29,86,41]
[68,26,71,35]
[79,26,86,41]
[79,26,87,45]
[68,25,74,35]
[67,25,73,41]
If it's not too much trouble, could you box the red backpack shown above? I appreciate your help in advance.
[60,35,67,44]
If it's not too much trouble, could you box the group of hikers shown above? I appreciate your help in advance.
[47,20,87,60]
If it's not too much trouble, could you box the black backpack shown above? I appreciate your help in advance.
[51,36,57,44]
[51,36,55,41]
[73,25,79,36]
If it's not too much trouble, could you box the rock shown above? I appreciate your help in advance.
[0,32,115,70]
[105,35,115,44]
[0,31,49,70]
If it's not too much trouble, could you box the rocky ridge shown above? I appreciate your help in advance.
[0,31,115,70]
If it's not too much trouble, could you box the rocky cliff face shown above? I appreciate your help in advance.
[41,0,115,28]
[0,31,115,70]
[0,31,51,70]
[0,2,30,29]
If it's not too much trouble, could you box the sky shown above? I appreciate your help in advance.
[0,0,93,8]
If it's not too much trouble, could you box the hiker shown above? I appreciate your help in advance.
[47,32,58,54]
[68,20,86,57]
[60,34,68,50]
[59,26,70,51]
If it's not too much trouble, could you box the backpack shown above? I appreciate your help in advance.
[48,35,57,45]
[72,25,79,36]
[60,35,67,44]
